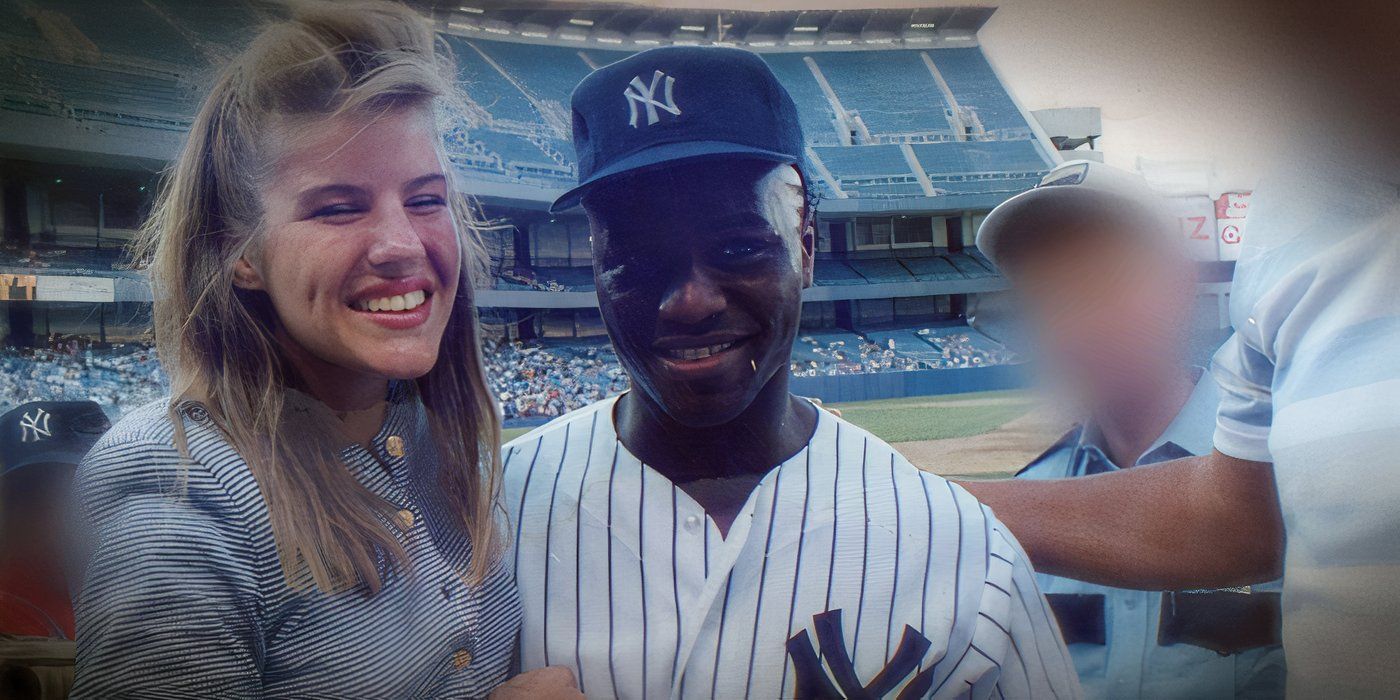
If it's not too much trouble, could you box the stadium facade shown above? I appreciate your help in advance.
[0,1,1245,403]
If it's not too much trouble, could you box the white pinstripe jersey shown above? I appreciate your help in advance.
[503,396,1080,699]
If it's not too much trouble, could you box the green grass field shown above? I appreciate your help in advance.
[502,389,1034,446]
[829,390,1035,444]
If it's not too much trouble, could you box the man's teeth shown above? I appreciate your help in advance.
[354,290,427,312]
[664,342,735,360]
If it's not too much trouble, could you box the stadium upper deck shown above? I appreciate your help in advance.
[0,1,1064,343]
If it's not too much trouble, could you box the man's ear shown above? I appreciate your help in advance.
[800,219,816,289]
[232,255,265,290]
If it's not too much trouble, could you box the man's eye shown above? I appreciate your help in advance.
[719,239,768,259]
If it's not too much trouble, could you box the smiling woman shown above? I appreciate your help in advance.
[65,2,575,698]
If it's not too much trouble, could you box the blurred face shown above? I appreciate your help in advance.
[584,162,813,427]
[1004,226,1194,408]
[234,108,460,390]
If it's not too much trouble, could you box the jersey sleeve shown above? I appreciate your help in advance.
[987,514,1082,700]
[1211,331,1276,463]
[71,436,266,699]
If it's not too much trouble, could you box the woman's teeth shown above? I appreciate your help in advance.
[664,342,735,361]
[354,289,427,313]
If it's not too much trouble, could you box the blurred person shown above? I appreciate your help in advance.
[0,402,108,700]
[68,3,577,698]
[503,45,1079,699]
[982,160,1284,699]
[962,155,1400,695]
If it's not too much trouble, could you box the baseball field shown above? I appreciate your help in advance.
[502,389,1068,481]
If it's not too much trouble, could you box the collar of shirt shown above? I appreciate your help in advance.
[1020,367,1218,479]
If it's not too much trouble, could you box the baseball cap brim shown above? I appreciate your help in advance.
[975,185,1157,267]
[550,140,799,213]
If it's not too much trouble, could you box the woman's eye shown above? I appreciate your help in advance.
[311,203,362,219]
[407,195,447,212]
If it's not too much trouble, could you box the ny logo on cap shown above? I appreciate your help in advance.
[624,70,680,128]
[20,407,52,443]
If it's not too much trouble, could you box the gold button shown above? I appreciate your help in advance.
[397,509,415,529]
[386,435,405,457]
[451,648,472,670]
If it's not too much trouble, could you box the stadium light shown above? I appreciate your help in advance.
[482,26,510,35]
[520,31,549,38]
[792,26,820,32]
[446,21,479,31]
[568,18,594,27]
[598,37,623,44]
[827,39,853,45]
[679,25,706,32]
[559,32,587,41]
[789,39,816,46]
[910,22,937,29]
[749,40,777,47]
[634,39,661,45]
[458,6,484,13]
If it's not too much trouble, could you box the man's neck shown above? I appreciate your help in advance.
[615,372,817,531]
[1091,368,1197,468]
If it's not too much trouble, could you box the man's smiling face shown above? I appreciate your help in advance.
[584,160,813,428]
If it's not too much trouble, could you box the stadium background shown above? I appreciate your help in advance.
[0,0,1252,476]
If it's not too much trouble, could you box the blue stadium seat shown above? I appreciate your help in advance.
[849,258,915,283]
[813,260,866,286]
[812,51,952,139]
[761,54,842,145]
[927,48,1029,136]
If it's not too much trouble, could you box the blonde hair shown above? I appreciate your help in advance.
[135,0,502,593]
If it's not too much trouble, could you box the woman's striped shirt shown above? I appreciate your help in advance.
[70,385,520,698]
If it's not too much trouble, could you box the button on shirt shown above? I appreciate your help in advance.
[1018,374,1285,699]
[71,384,521,698]
[1211,162,1400,697]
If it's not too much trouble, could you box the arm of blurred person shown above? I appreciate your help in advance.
[70,436,264,698]
[959,450,1284,590]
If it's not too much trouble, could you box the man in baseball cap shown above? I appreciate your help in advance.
[1,401,109,700]
[976,160,1284,698]
[504,45,1078,699]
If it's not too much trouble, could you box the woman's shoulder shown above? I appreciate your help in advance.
[78,398,261,516]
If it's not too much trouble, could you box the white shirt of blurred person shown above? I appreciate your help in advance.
[981,160,1284,699]
[1210,156,1400,697]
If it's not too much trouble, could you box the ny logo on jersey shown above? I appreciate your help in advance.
[786,610,936,700]
[624,70,680,128]
[19,408,52,443]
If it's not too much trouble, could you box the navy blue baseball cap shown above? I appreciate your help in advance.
[0,401,110,477]
[551,45,805,213]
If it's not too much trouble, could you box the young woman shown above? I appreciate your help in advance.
[70,3,574,697]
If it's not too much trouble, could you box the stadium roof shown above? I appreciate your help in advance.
[430,4,996,51]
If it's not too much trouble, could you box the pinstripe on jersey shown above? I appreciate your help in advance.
[503,396,1081,699]
[70,384,521,699]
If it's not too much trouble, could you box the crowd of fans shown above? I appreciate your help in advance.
[0,328,1019,421]
[0,342,167,419]
[481,337,629,420]
[917,329,1021,369]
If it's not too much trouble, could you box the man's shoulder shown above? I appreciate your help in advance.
[502,397,618,484]
[504,397,616,451]
[817,408,991,522]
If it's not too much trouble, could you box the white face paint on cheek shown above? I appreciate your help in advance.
[754,166,805,273]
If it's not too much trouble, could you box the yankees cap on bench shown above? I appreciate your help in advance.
[975,159,1178,268]
[0,400,110,478]
[550,45,805,213]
